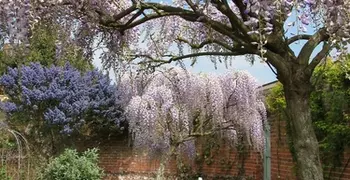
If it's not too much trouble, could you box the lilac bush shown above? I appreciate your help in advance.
[119,68,266,157]
[0,62,123,135]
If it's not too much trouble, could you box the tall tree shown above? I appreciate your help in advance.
[267,57,350,179]
[2,1,350,179]
[0,20,93,74]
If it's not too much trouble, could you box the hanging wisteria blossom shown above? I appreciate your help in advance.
[119,68,266,156]
[2,0,349,70]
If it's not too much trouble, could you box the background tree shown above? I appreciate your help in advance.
[267,56,350,179]
[2,0,350,179]
[0,20,93,75]
[0,63,123,156]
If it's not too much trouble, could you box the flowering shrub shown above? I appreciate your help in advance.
[0,62,123,135]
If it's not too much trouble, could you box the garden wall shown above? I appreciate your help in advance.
[80,119,348,179]
[83,113,350,180]
[81,134,263,180]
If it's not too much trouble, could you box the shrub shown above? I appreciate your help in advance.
[38,148,103,180]
[0,62,123,135]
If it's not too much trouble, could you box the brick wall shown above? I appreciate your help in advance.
[80,134,263,180]
[269,115,296,180]
[77,108,350,179]
[79,112,350,180]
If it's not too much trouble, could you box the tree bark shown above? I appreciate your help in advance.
[283,79,324,180]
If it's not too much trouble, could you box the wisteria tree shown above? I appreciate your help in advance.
[0,63,123,155]
[118,67,266,177]
[2,0,350,179]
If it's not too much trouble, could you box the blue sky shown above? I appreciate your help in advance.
[92,6,325,85]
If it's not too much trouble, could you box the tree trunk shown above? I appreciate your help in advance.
[283,80,324,180]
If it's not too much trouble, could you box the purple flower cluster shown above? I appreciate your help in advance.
[3,0,350,74]
[0,63,123,134]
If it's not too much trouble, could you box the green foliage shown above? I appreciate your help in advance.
[0,166,12,180]
[266,81,286,113]
[38,148,104,180]
[0,20,92,75]
[27,22,93,71]
[311,58,350,167]
[267,57,350,169]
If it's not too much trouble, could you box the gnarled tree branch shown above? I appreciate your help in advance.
[297,28,329,65]
[306,42,331,75]
[211,0,252,39]
[287,34,313,44]
[135,51,251,68]
[176,37,237,51]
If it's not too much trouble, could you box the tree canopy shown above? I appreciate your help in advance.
[0,21,92,75]
[0,1,349,71]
